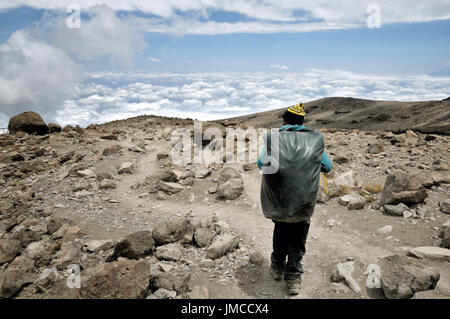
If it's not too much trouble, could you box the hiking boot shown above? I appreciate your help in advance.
[269,265,284,281]
[286,277,302,295]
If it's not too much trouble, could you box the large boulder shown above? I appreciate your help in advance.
[216,167,244,200]
[80,259,151,299]
[379,171,427,206]
[152,218,194,246]
[378,255,440,299]
[108,231,155,261]
[8,111,49,135]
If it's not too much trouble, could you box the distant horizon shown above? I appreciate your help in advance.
[1,2,449,128]
[2,94,450,130]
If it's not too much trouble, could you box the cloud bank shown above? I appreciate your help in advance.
[14,69,444,128]
[0,30,82,121]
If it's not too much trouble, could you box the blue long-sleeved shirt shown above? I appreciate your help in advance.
[257,124,333,173]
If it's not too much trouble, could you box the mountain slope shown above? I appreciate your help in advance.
[218,97,450,135]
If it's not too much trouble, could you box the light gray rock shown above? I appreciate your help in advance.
[150,269,192,294]
[407,246,450,262]
[158,181,184,194]
[152,218,194,245]
[199,259,215,268]
[23,240,52,267]
[206,234,239,260]
[189,285,209,299]
[77,169,95,178]
[216,167,244,200]
[87,239,115,253]
[195,168,212,179]
[330,261,361,294]
[150,288,177,299]
[156,243,183,261]
[377,225,393,234]
[384,203,409,216]
[338,194,366,210]
[118,162,135,174]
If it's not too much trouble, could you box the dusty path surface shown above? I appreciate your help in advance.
[1,116,449,299]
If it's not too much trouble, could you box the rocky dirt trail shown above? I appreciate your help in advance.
[1,113,449,299]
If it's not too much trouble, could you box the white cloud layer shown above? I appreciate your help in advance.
[1,1,450,34]
[2,69,446,128]
[0,30,82,122]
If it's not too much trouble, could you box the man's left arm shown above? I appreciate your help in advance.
[321,151,333,173]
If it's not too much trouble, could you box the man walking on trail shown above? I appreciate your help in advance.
[257,103,333,295]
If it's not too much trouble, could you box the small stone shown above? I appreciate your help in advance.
[384,203,409,216]
[407,246,450,262]
[158,181,184,194]
[118,162,135,174]
[377,225,393,234]
[77,169,95,178]
[157,152,169,161]
[156,243,183,261]
[439,199,450,214]
[99,180,117,190]
[206,234,239,260]
[189,286,209,299]
[87,239,115,253]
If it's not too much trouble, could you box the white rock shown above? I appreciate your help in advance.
[158,181,184,194]
[407,246,450,261]
[118,162,135,174]
[87,239,115,253]
[377,225,393,234]
[77,169,95,178]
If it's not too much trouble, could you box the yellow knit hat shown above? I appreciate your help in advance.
[287,103,306,116]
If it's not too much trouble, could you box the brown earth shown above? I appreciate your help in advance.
[0,108,449,299]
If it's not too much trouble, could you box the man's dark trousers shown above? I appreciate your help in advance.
[271,220,310,280]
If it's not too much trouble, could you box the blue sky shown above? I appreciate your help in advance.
[0,1,449,127]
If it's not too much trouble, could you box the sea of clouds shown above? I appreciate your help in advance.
[47,69,449,127]
[0,2,449,128]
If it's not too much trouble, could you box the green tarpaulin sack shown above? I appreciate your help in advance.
[260,128,324,222]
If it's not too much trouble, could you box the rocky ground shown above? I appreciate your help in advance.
[0,112,449,299]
